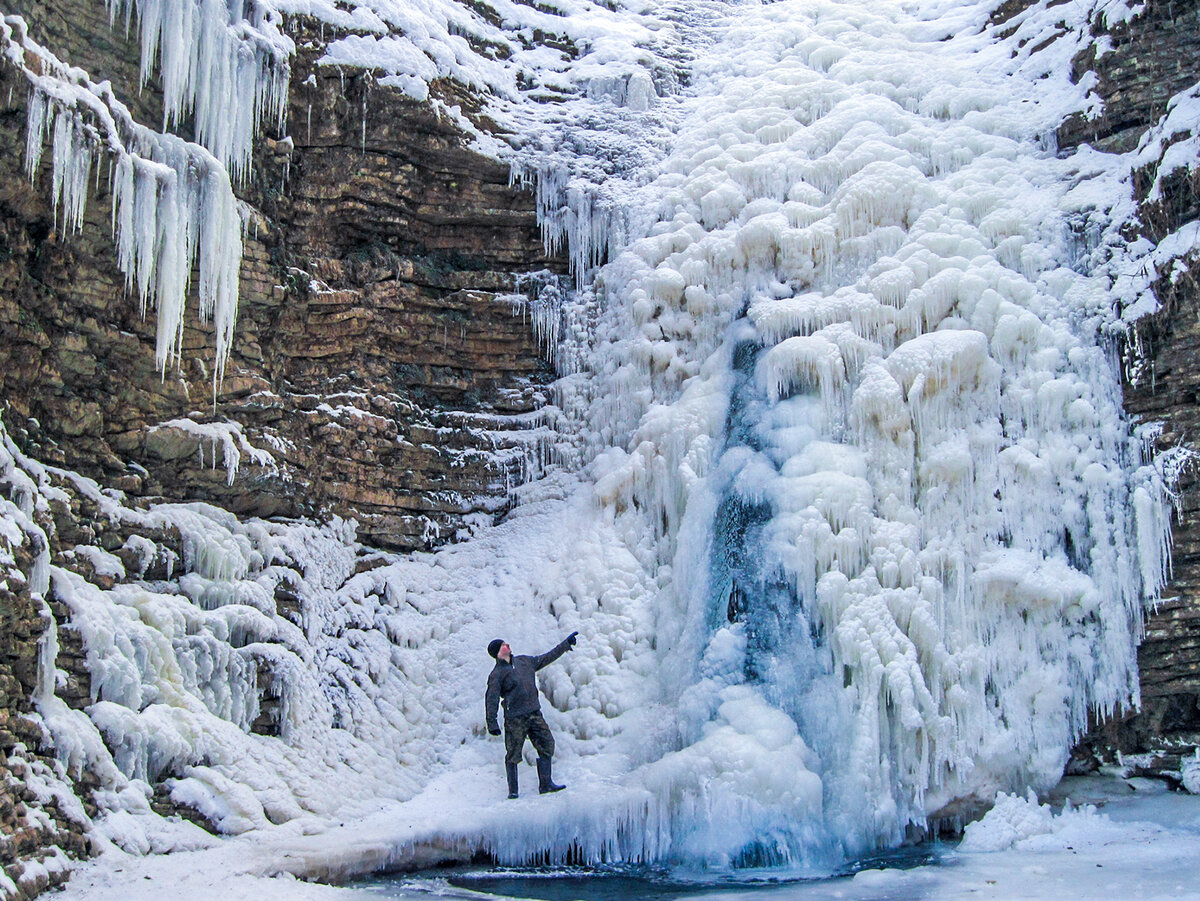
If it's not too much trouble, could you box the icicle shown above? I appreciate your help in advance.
[519,0,1185,862]
[104,0,292,182]
[3,17,246,383]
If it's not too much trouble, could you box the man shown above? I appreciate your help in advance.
[485,632,577,799]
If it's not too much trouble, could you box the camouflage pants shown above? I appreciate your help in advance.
[504,711,554,765]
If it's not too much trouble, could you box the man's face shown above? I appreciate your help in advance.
[499,642,511,661]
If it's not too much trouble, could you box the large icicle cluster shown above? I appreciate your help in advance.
[4,0,291,380]
[104,0,291,183]
[2,17,245,380]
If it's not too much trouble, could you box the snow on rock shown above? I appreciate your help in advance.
[957,788,1128,854]
[1114,79,1200,384]
[147,419,279,487]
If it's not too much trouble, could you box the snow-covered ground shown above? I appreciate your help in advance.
[4,0,1200,893]
[50,777,1200,899]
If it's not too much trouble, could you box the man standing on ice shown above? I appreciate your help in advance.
[485,633,577,799]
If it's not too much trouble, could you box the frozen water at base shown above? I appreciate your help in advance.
[354,834,947,900]
[52,779,1200,901]
[347,779,1200,901]
[356,851,943,901]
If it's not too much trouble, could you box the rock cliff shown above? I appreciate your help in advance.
[1053,0,1200,776]
[1,0,561,554]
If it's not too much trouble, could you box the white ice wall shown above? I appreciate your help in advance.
[536,0,1188,859]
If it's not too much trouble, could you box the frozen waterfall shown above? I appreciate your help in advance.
[535,0,1179,860]
[4,0,1193,880]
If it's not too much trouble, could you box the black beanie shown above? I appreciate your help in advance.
[488,638,504,658]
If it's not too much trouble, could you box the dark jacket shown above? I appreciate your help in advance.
[485,636,573,733]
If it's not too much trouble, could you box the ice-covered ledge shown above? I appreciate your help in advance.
[53,773,1200,899]
[66,763,662,889]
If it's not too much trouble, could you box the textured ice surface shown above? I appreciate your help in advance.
[537,0,1180,858]
[103,0,291,182]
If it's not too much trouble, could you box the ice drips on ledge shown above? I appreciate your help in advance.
[1,16,245,382]
[146,418,280,487]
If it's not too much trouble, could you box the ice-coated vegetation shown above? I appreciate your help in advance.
[3,0,1199,883]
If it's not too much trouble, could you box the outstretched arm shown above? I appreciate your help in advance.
[533,632,578,670]
[485,670,502,735]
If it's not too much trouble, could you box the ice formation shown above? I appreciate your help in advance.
[148,419,279,486]
[3,0,1199,885]
[541,0,1186,857]
[953,788,1132,854]
[104,0,292,182]
[4,0,290,380]
[2,16,245,380]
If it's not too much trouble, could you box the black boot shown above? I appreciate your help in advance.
[506,762,519,799]
[537,756,565,794]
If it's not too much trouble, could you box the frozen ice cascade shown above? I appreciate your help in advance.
[4,0,1199,884]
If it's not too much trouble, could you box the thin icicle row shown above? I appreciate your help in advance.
[3,15,244,382]
[106,0,292,183]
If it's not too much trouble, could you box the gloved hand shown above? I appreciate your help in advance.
[488,725,501,736]
[566,631,578,648]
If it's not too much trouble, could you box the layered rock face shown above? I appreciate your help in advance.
[1055,1,1200,773]
[0,2,560,891]
[0,514,92,898]
[0,1,560,554]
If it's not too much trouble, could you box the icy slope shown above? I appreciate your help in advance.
[1,408,656,851]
